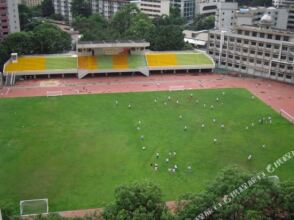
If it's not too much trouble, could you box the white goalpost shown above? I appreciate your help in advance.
[280,109,294,124]
[169,85,185,91]
[46,90,63,97]
[20,199,49,216]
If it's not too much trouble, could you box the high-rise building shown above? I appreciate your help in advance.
[18,0,43,7]
[0,0,20,39]
[139,0,170,18]
[53,0,72,22]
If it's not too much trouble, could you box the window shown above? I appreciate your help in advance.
[276,35,281,40]
[268,34,272,39]
[259,43,264,47]
[284,36,289,41]
[286,75,292,79]
[260,33,265,38]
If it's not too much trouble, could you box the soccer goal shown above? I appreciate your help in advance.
[280,109,294,124]
[46,90,63,97]
[20,199,49,216]
[169,85,185,91]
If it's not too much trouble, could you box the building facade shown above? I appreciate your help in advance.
[139,0,170,18]
[208,23,294,83]
[0,0,20,39]
[215,2,238,31]
[18,0,43,7]
[91,0,131,20]
[171,0,195,21]
[53,0,72,22]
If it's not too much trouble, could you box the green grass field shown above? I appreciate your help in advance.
[0,89,293,213]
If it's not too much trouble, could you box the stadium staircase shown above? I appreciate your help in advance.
[78,70,89,79]
[5,73,16,86]
[138,67,149,76]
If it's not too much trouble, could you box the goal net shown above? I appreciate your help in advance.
[20,199,49,216]
[280,109,294,124]
[46,90,63,97]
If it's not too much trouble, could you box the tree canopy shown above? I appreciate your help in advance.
[187,14,215,31]
[103,182,173,220]
[71,0,92,18]
[73,4,185,51]
[177,166,294,220]
[41,0,55,17]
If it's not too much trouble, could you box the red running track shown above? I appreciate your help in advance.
[1,73,294,117]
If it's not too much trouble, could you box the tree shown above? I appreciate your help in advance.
[149,25,184,51]
[187,14,215,31]
[71,0,92,18]
[111,4,141,37]
[18,4,33,30]
[103,182,174,220]
[32,23,71,54]
[41,0,55,17]
[18,4,42,30]
[176,166,294,220]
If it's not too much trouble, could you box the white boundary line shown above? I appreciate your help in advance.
[280,109,294,124]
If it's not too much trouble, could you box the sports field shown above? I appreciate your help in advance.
[0,88,293,213]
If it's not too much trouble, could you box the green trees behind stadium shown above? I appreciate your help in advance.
[72,4,187,51]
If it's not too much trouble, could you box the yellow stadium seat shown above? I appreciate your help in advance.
[146,54,177,67]
[78,56,97,70]
[5,57,46,72]
[112,54,128,69]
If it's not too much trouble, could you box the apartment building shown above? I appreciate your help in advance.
[53,0,72,22]
[139,0,170,18]
[18,0,43,7]
[91,0,132,20]
[0,0,20,39]
[208,20,294,83]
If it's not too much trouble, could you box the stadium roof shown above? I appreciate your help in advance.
[77,40,150,49]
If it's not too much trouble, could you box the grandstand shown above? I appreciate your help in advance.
[3,40,215,85]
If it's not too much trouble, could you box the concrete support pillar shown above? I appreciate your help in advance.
[62,74,64,78]
[48,74,50,79]
[105,73,108,77]
[34,75,36,79]
[186,69,189,73]
[173,70,176,74]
